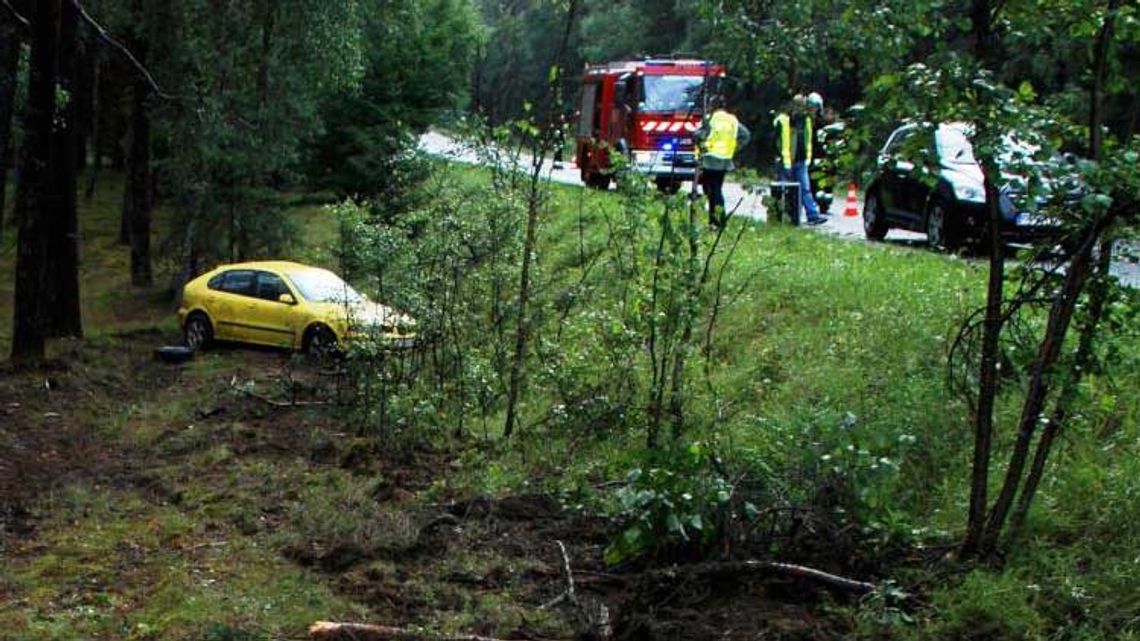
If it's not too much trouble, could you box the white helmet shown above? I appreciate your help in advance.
[807,92,824,109]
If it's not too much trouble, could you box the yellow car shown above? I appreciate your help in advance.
[177,261,416,356]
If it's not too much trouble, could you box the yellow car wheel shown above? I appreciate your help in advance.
[303,324,339,361]
[184,313,214,351]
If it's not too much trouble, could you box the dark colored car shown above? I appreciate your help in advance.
[862,123,1061,250]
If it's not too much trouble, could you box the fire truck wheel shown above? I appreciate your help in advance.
[585,173,611,190]
[655,177,682,194]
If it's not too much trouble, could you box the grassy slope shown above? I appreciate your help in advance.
[463,175,990,514]
[0,166,1137,639]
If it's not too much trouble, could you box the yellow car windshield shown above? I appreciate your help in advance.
[286,270,365,305]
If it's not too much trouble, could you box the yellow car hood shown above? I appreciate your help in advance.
[313,300,416,333]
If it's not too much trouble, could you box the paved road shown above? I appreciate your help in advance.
[417,131,909,240]
[419,131,1138,286]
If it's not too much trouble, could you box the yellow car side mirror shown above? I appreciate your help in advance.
[278,293,296,305]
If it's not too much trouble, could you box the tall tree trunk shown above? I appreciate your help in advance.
[962,169,1004,554]
[668,200,700,441]
[118,142,131,243]
[11,0,62,365]
[43,0,81,338]
[1008,1,1121,537]
[74,31,93,170]
[960,0,1003,555]
[502,0,579,439]
[971,0,995,65]
[125,0,151,286]
[126,74,151,285]
[1010,235,1115,535]
[1088,0,1121,160]
[503,165,541,439]
[645,222,669,449]
[84,51,101,199]
[257,0,274,106]
[0,18,22,242]
[980,216,1109,552]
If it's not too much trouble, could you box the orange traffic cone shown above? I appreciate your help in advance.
[843,181,859,217]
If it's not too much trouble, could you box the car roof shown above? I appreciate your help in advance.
[209,261,334,276]
[890,121,970,135]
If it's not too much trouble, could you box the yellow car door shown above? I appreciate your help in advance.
[211,269,257,342]
[245,271,300,348]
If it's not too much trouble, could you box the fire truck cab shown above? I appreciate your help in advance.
[575,58,726,192]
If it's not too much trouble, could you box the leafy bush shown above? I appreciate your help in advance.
[328,166,526,441]
[605,441,752,565]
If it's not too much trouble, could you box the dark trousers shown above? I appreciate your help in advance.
[700,168,727,227]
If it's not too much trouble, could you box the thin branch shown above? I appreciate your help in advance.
[308,622,515,641]
[646,560,877,595]
[1,0,29,31]
[230,378,331,408]
[540,540,578,609]
[71,0,177,100]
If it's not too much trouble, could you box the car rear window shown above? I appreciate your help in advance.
[217,270,255,296]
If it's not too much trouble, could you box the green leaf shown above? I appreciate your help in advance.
[1017,81,1036,103]
[687,513,703,532]
[744,502,760,519]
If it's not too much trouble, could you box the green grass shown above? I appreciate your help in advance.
[0,486,364,641]
[1,164,1137,639]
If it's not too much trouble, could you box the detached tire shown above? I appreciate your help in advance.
[863,191,888,241]
[183,313,213,351]
[926,198,961,251]
[155,345,195,364]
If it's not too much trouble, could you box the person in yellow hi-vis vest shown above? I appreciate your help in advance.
[695,95,751,229]
[773,94,826,225]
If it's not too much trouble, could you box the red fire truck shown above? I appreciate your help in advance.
[575,57,726,192]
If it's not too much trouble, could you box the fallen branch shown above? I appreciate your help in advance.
[649,560,876,595]
[537,541,612,640]
[308,622,514,641]
[756,561,876,594]
[1,0,29,31]
[230,377,331,408]
[540,539,577,609]
[235,388,330,408]
[71,0,179,100]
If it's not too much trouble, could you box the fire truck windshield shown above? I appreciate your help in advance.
[640,75,704,113]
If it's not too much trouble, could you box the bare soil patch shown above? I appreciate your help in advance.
[1,340,872,640]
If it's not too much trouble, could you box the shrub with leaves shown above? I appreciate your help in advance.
[605,441,753,565]
[328,155,528,441]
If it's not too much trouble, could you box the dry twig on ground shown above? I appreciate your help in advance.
[308,621,512,641]
[649,560,876,595]
[540,539,577,609]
